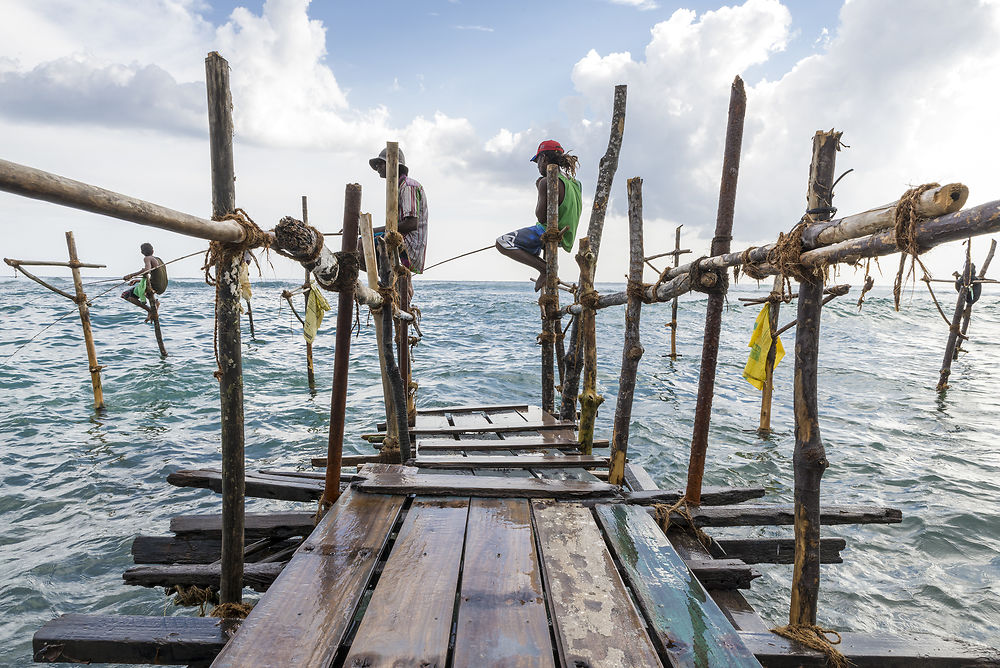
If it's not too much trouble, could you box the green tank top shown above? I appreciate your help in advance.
[556,173,583,252]
[149,257,168,294]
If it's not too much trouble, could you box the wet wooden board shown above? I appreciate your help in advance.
[451,411,534,479]
[651,503,902,527]
[344,497,470,667]
[685,559,761,590]
[170,511,314,539]
[310,454,381,467]
[417,402,532,415]
[33,614,229,665]
[531,500,663,667]
[212,490,405,667]
[624,487,766,506]
[595,503,761,667]
[717,537,846,564]
[123,563,283,592]
[130,535,299,565]
[624,461,658,491]
[417,437,603,451]
[739,630,1000,666]
[166,468,350,502]
[452,498,554,668]
[365,420,576,438]
[355,466,615,498]
[414,454,609,469]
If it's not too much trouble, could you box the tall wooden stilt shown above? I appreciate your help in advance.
[685,76,746,505]
[64,232,104,410]
[789,129,840,626]
[206,51,245,606]
[302,196,316,392]
[608,178,645,485]
[150,297,168,358]
[669,225,682,360]
[575,238,601,454]
[540,164,560,414]
[320,184,361,514]
[758,275,783,435]
[939,240,996,389]
[560,84,627,421]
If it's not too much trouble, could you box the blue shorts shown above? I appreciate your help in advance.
[497,224,545,256]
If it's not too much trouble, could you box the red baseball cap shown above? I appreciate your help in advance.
[530,139,563,162]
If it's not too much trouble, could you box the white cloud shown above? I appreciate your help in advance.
[609,0,660,10]
[453,25,494,32]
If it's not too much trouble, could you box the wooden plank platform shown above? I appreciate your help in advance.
[343,497,470,667]
[211,490,405,667]
[123,563,282,592]
[655,503,902,527]
[170,511,314,538]
[452,498,554,667]
[167,468,350,502]
[364,419,577,439]
[595,503,762,667]
[624,486,766,506]
[413,454,609,469]
[717,537,847,564]
[354,467,615,498]
[532,499,663,666]
[33,614,230,665]
[416,436,609,451]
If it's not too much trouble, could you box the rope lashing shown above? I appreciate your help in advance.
[579,290,600,309]
[688,257,730,296]
[328,251,360,292]
[892,183,941,310]
[536,330,557,344]
[540,227,563,243]
[770,624,850,668]
[653,499,712,550]
[210,601,255,620]
[737,246,770,281]
[626,279,657,304]
[383,230,405,252]
[166,584,218,616]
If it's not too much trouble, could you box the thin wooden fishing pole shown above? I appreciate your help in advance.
[669,225,682,359]
[302,195,316,391]
[65,231,104,409]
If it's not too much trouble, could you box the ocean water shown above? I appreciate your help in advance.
[1,276,998,665]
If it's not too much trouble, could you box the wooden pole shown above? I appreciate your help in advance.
[560,84,627,421]
[302,196,316,391]
[0,158,244,242]
[939,239,996,388]
[789,129,840,627]
[669,225,682,359]
[374,238,412,463]
[206,51,245,606]
[609,178,645,485]
[360,213,400,462]
[685,76,746,505]
[320,184,361,513]
[576,238,602,454]
[64,232,104,410]
[150,297,168,358]
[955,239,997,360]
[540,163,560,414]
[245,300,255,340]
[758,276,783,435]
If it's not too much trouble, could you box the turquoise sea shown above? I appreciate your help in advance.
[1,277,998,665]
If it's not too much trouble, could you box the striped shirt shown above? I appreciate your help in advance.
[398,174,429,273]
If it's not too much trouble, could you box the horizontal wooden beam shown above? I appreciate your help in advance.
[414,402,532,415]
[416,437,607,451]
[5,258,106,269]
[651,503,901,527]
[686,558,761,590]
[166,468,352,502]
[355,467,614,498]
[412,454,609,469]
[170,511,314,539]
[0,158,245,243]
[364,420,578,439]
[33,614,229,665]
[739,630,1000,666]
[123,563,283,592]
[311,454,382,467]
[623,486,766,507]
[717,537,846,564]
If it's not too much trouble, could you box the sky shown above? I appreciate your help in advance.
[1,0,998,288]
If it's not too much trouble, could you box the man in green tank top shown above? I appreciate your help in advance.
[121,242,168,322]
[496,139,583,291]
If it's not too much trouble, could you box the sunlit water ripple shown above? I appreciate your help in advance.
[1,277,998,664]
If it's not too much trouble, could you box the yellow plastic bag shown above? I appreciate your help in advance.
[238,262,253,300]
[303,284,330,344]
[743,302,784,390]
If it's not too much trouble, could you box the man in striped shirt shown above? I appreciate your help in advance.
[367,147,429,274]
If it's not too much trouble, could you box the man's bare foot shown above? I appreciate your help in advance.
[534,274,547,292]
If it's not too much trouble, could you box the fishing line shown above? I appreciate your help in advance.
[1,307,79,366]
[422,245,493,272]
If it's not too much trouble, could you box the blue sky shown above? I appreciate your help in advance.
[1,0,997,287]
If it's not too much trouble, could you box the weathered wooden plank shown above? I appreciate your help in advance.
[417,437,606,451]
[685,559,761,590]
[624,461,658,491]
[212,490,405,667]
[740,630,1000,667]
[170,512,314,539]
[414,454,609,469]
[624,486,766,507]
[452,411,534,479]
[355,466,615,498]
[167,468,351,502]
[33,614,228,665]
[717,537,846,564]
[595,503,761,667]
[504,407,601,482]
[650,503,902,527]
[123,563,283,592]
[364,420,576,439]
[453,498,554,667]
[131,535,299,565]
[532,500,663,667]
[311,454,381,467]
[344,497,470,667]
[404,402,532,417]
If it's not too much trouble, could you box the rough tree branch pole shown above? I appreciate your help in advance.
[685,75,746,505]
[560,84,627,421]
[790,129,841,626]
[540,163,560,413]
[205,51,245,606]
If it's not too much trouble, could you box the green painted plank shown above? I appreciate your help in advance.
[595,503,762,668]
